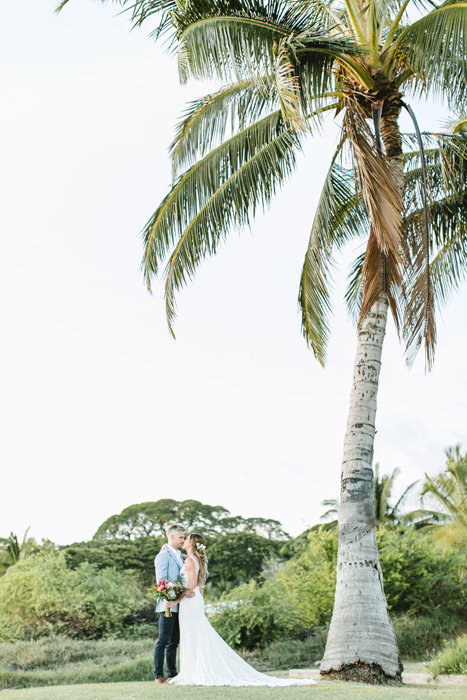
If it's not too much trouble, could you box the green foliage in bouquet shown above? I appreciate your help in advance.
[0,552,152,641]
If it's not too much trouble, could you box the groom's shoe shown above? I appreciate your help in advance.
[155,677,165,684]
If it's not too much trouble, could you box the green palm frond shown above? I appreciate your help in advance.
[403,130,466,315]
[299,153,367,364]
[170,77,278,176]
[174,0,313,83]
[429,200,467,305]
[286,0,348,31]
[275,30,368,124]
[163,126,303,331]
[390,0,467,108]
[420,446,467,541]
[345,249,366,322]
[389,478,419,518]
[143,109,287,283]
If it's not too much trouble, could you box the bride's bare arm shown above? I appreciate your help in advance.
[183,557,197,590]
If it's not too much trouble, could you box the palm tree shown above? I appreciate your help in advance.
[322,463,418,525]
[0,529,37,575]
[405,445,467,546]
[58,0,467,683]
[373,463,418,526]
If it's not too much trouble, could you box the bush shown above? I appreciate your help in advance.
[211,526,465,653]
[62,536,165,587]
[377,527,466,616]
[0,552,153,641]
[392,613,461,659]
[429,635,467,676]
[240,633,327,671]
[211,529,337,648]
[210,581,286,648]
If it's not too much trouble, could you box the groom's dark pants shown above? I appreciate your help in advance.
[154,612,180,679]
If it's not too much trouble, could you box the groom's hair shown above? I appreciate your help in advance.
[165,522,185,536]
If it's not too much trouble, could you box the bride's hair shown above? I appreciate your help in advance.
[188,533,208,586]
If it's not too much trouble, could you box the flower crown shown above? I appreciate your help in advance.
[195,542,206,552]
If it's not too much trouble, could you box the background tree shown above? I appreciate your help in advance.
[62,536,166,586]
[58,0,467,683]
[205,531,284,596]
[94,499,289,540]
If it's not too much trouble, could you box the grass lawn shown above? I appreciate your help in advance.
[1,681,466,700]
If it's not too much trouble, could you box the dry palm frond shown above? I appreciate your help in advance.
[275,39,304,129]
[358,229,406,334]
[344,99,403,259]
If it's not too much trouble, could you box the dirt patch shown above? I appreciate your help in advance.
[320,661,402,685]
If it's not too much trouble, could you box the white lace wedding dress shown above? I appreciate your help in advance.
[169,555,316,687]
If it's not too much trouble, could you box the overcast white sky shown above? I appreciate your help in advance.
[1,0,466,545]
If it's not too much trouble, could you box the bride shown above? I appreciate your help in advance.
[166,533,316,687]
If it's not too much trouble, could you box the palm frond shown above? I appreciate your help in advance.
[163,127,303,331]
[174,0,314,84]
[345,249,366,322]
[276,30,368,123]
[123,1,177,39]
[390,0,467,109]
[358,230,405,335]
[429,199,467,305]
[403,130,466,366]
[344,100,403,258]
[286,0,349,32]
[401,102,435,370]
[389,479,419,517]
[299,152,367,364]
[170,77,278,176]
[379,469,397,521]
[143,109,287,284]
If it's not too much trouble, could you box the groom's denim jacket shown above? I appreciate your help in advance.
[155,548,183,614]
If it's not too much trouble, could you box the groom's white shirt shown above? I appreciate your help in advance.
[167,544,184,566]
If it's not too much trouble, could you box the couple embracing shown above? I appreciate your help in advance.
[154,522,316,687]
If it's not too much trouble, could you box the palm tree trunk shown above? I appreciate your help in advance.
[320,296,402,683]
[321,101,404,683]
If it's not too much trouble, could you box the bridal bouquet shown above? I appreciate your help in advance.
[154,576,186,618]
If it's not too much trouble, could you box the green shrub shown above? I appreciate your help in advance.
[0,552,153,641]
[378,527,466,616]
[210,581,287,648]
[211,529,337,648]
[62,536,165,586]
[429,634,467,676]
[211,526,465,653]
[392,613,461,659]
[241,633,327,670]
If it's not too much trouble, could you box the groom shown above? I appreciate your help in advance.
[154,522,193,684]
